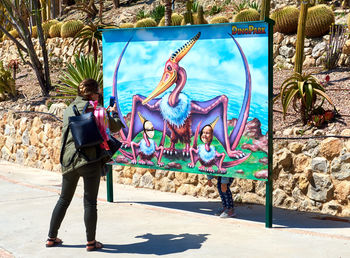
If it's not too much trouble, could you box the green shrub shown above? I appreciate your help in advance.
[271,6,299,34]
[305,4,335,38]
[233,8,260,22]
[149,5,165,24]
[209,5,222,16]
[61,20,84,38]
[135,18,157,28]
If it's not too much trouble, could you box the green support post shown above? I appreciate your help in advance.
[106,164,114,202]
[265,18,274,228]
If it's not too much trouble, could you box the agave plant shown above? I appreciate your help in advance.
[54,55,103,99]
[277,72,335,124]
[73,23,117,62]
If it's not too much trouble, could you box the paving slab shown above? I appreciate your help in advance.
[0,160,350,258]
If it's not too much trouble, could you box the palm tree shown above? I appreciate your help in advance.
[164,0,172,26]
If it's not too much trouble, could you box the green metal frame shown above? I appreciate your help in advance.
[265,17,275,228]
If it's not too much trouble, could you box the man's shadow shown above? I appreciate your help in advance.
[100,233,209,254]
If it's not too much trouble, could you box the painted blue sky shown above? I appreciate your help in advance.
[102,23,269,133]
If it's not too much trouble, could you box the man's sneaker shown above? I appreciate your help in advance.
[214,207,226,216]
[219,208,236,218]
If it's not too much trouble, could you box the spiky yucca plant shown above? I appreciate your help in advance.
[271,6,299,34]
[55,55,103,99]
[276,72,335,124]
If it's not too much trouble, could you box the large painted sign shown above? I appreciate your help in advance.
[102,21,270,181]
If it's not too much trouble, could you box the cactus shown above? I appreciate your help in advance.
[183,0,194,25]
[305,4,335,38]
[31,26,38,38]
[0,61,16,99]
[159,13,184,26]
[210,16,230,24]
[49,22,63,38]
[119,23,135,29]
[2,29,19,41]
[233,8,260,22]
[135,18,157,28]
[196,5,207,24]
[42,19,59,38]
[347,13,350,31]
[181,13,208,25]
[271,6,299,34]
[61,20,84,38]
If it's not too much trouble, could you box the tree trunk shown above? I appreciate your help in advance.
[112,0,119,9]
[164,0,172,26]
[99,0,103,23]
[260,0,271,20]
[294,1,309,74]
[34,0,51,94]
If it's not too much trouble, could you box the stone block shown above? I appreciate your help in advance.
[321,200,341,216]
[139,172,154,189]
[307,173,333,202]
[294,154,311,173]
[320,137,342,160]
[311,157,328,173]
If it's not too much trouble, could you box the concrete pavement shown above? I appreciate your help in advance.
[0,160,350,258]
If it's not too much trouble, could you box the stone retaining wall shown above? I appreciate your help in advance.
[1,110,350,216]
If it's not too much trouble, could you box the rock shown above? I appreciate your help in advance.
[343,40,350,55]
[283,128,293,136]
[241,135,267,153]
[307,173,333,202]
[294,154,310,173]
[27,146,37,161]
[311,157,328,173]
[273,189,287,206]
[244,118,263,139]
[4,124,15,136]
[274,55,286,64]
[322,200,341,216]
[1,146,11,160]
[238,179,254,192]
[288,142,303,154]
[259,157,268,165]
[48,103,67,118]
[320,137,342,160]
[312,42,326,58]
[279,45,295,58]
[154,169,167,179]
[334,181,350,202]
[176,184,192,195]
[19,117,28,133]
[132,173,141,187]
[254,170,268,179]
[278,149,293,170]
[164,162,182,170]
[139,172,154,189]
[303,56,315,67]
[331,157,350,180]
[5,136,15,152]
[298,174,309,193]
[274,32,284,44]
[302,139,318,151]
[242,192,264,205]
[116,155,129,163]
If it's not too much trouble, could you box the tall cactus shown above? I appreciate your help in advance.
[294,1,309,74]
[183,0,194,25]
[197,5,206,24]
[260,0,271,20]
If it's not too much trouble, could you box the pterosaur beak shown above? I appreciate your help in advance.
[142,69,177,105]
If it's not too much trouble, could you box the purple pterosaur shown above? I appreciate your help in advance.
[115,32,252,160]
